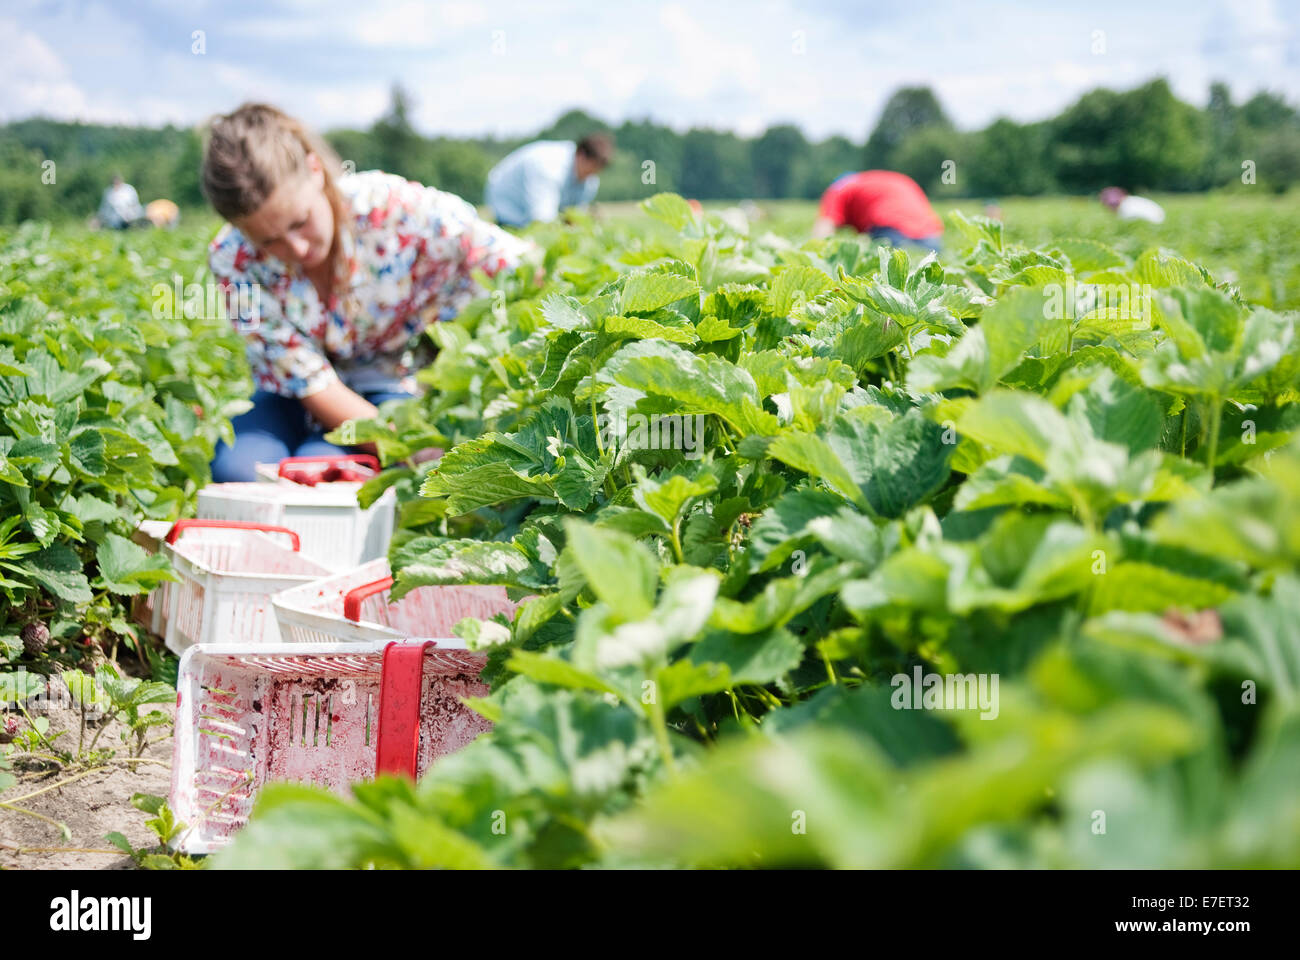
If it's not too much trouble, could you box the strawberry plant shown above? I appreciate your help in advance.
[62,664,173,759]
[0,223,250,673]
[106,794,205,870]
[206,195,1300,869]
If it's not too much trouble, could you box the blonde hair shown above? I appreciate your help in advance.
[201,103,349,264]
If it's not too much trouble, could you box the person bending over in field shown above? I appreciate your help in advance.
[485,132,613,228]
[1099,187,1165,224]
[145,198,180,229]
[811,170,944,252]
[201,103,536,483]
[98,174,146,229]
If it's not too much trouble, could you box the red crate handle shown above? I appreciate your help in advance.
[375,641,433,779]
[342,576,395,622]
[277,454,379,479]
[165,519,301,551]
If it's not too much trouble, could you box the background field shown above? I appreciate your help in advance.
[621,193,1300,310]
[23,189,1296,306]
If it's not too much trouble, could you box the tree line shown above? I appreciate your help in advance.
[0,77,1296,225]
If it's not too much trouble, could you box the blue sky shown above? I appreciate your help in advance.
[3,0,1296,140]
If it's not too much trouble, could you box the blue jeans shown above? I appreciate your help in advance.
[211,389,413,483]
[869,226,942,253]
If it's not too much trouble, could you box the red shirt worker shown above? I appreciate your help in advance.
[812,170,944,251]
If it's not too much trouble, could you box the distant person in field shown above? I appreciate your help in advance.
[812,170,944,251]
[201,103,536,483]
[1100,187,1165,224]
[145,198,180,229]
[485,133,613,228]
[98,174,145,229]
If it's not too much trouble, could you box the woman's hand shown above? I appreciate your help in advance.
[301,378,379,433]
[410,446,443,465]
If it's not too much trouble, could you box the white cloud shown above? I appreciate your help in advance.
[658,3,762,100]
[579,40,647,101]
[2,0,1298,143]
[307,85,391,129]
[223,17,334,42]
[355,1,447,48]
[1201,0,1297,98]
[439,2,491,28]
[0,21,94,121]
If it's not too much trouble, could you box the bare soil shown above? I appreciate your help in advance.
[0,698,176,871]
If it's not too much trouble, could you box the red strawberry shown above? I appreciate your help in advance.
[0,715,19,744]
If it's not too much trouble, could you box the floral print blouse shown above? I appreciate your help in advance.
[208,170,534,398]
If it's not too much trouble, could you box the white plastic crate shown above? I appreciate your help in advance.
[162,520,333,655]
[273,558,518,645]
[130,520,175,638]
[132,519,256,642]
[197,457,395,573]
[169,640,491,853]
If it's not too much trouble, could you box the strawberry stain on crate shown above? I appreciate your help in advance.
[170,643,493,853]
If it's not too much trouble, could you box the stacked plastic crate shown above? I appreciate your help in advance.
[133,455,516,853]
